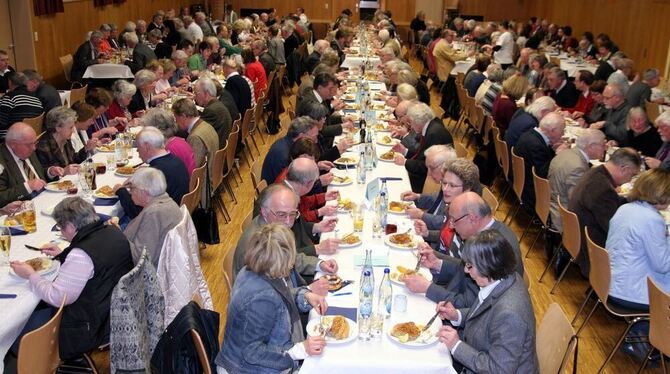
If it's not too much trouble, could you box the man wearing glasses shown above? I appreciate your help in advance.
[404,192,523,308]
[586,84,631,146]
[233,183,338,291]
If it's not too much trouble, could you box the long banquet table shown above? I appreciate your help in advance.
[0,146,138,371]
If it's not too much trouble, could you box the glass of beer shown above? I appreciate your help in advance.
[0,226,10,265]
[353,205,364,232]
[21,201,36,233]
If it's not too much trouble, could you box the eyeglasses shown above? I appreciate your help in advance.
[441,181,463,189]
[269,209,300,220]
[448,213,469,226]
[463,261,473,271]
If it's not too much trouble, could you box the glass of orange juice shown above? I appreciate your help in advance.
[21,201,36,233]
[353,205,364,232]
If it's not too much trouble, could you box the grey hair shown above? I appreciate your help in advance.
[299,101,329,121]
[45,106,77,132]
[314,39,330,53]
[655,110,670,129]
[286,116,318,139]
[378,28,390,41]
[171,98,199,117]
[148,29,163,39]
[575,128,606,150]
[286,159,319,185]
[525,96,556,119]
[424,144,457,167]
[129,167,167,198]
[111,79,137,101]
[548,67,566,81]
[124,21,136,32]
[53,197,99,230]
[142,108,178,138]
[643,68,660,82]
[196,77,217,97]
[99,24,111,32]
[397,83,418,101]
[461,230,517,280]
[171,50,188,61]
[625,107,647,130]
[407,103,434,125]
[443,158,482,195]
[607,75,629,95]
[134,69,157,88]
[136,126,165,149]
[538,112,565,132]
[124,32,139,45]
[397,70,418,86]
[90,31,104,40]
[609,147,642,169]
[258,183,299,209]
[486,64,504,83]
[22,69,43,83]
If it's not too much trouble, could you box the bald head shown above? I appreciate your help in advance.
[314,39,330,54]
[5,122,38,159]
[449,191,492,239]
[286,157,319,195]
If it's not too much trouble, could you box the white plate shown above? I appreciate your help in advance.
[306,316,358,344]
[334,157,359,166]
[384,233,418,250]
[44,181,73,192]
[337,234,363,248]
[9,258,60,278]
[377,136,399,146]
[341,94,356,101]
[115,171,134,177]
[387,320,440,347]
[96,145,116,153]
[0,215,23,229]
[372,123,391,132]
[387,201,413,215]
[331,176,354,186]
[378,152,397,162]
[388,266,434,287]
[41,206,54,216]
[376,112,392,121]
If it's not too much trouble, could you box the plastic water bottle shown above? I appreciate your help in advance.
[378,268,393,320]
[357,150,366,184]
[379,190,388,228]
[358,269,374,341]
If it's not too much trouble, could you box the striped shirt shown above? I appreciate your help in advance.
[0,87,44,139]
[29,248,94,307]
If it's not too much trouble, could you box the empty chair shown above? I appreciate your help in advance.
[536,303,578,374]
[526,167,551,257]
[17,298,66,374]
[539,197,581,294]
[639,277,670,372]
[69,84,88,106]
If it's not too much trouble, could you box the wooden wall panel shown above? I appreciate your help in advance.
[31,0,199,87]
[382,0,415,24]
[458,0,529,21]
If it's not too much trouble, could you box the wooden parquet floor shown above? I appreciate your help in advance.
[91,80,662,374]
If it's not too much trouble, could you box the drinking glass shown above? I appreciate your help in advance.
[353,205,364,232]
[21,201,36,233]
[79,168,92,198]
[0,226,10,266]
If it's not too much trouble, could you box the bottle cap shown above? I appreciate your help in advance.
[384,268,390,274]
[364,270,371,276]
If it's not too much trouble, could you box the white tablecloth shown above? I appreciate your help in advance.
[545,53,597,78]
[83,64,134,79]
[300,142,456,373]
[341,55,382,69]
[0,147,136,370]
[452,59,475,76]
[58,90,70,106]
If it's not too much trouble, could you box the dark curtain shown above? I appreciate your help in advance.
[94,0,113,6]
[33,0,64,16]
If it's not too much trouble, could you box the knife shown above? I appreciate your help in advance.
[25,244,42,251]
[420,311,440,334]
[380,177,402,181]
[0,294,17,299]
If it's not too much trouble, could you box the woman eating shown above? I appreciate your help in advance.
[36,106,89,173]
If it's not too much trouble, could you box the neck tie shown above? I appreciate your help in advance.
[21,159,36,181]
[657,143,670,162]
[410,135,426,160]
[439,224,455,255]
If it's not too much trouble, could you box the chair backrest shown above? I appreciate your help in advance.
[510,147,525,201]
[232,117,241,133]
[456,72,465,86]
[532,167,551,226]
[241,107,254,138]
[69,85,88,105]
[585,226,611,304]
[59,54,73,83]
[210,142,227,191]
[222,246,235,294]
[250,159,264,192]
[17,298,66,374]
[422,175,441,194]
[181,177,200,214]
[23,113,45,135]
[497,133,510,179]
[645,100,660,123]
[482,186,499,213]
[241,210,253,234]
[558,197,581,259]
[537,303,578,374]
[523,270,531,290]
[190,330,212,374]
[647,277,670,357]
[224,128,239,177]
[191,158,207,193]
[454,140,468,158]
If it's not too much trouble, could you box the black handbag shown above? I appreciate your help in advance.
[192,165,220,244]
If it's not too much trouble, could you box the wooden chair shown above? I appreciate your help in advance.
[190,329,212,374]
[252,94,267,145]
[493,130,512,202]
[523,270,530,290]
[645,100,661,123]
[254,179,268,199]
[639,277,670,372]
[572,228,649,371]
[240,107,258,164]
[181,178,201,215]
[504,147,525,223]
[190,159,207,195]
[69,84,87,106]
[223,127,241,197]
[59,54,73,84]
[211,144,231,223]
[222,246,235,294]
[482,186,499,215]
[241,210,253,235]
[537,303,578,374]
[250,159,265,197]
[525,167,551,257]
[23,113,45,135]
[539,197,580,294]
[454,140,468,159]
[17,298,66,374]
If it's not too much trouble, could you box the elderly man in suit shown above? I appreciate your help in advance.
[71,31,106,83]
[305,40,329,75]
[514,112,569,208]
[389,99,421,157]
[222,58,253,116]
[646,112,670,170]
[586,84,631,146]
[546,67,579,109]
[405,192,524,309]
[194,77,232,148]
[261,116,319,183]
[392,103,454,192]
[124,32,157,74]
[233,183,338,285]
[171,98,218,178]
[296,72,354,133]
[114,127,189,219]
[400,145,458,229]
[0,123,67,206]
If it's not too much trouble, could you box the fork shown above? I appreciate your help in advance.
[413,249,422,272]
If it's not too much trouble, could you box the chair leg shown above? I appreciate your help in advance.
[599,317,648,373]
[240,147,250,165]
[576,299,601,337]
[525,229,542,258]
[550,259,573,294]
[539,246,561,282]
[571,288,594,326]
[249,134,261,156]
[519,219,534,243]
[224,180,237,204]
[636,347,655,374]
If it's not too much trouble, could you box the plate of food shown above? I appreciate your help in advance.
[331,175,353,186]
[337,197,356,213]
[617,182,633,196]
[0,214,23,229]
[376,112,392,120]
[45,180,76,192]
[94,185,117,199]
[371,103,387,111]
[389,265,433,287]
[341,94,356,101]
[379,150,397,162]
[115,166,136,177]
[10,257,60,277]
[338,232,362,248]
[334,156,358,166]
[373,123,390,132]
[97,144,115,152]
[345,103,361,110]
[388,201,412,214]
[307,315,358,344]
[384,232,418,250]
[377,135,399,146]
[388,321,440,347]
[373,92,386,100]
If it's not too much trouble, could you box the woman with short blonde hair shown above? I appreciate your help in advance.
[397,83,418,101]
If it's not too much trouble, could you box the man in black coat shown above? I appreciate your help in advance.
[546,67,579,109]
[115,127,188,219]
[71,31,105,83]
[222,58,252,116]
[0,49,15,94]
[391,103,453,192]
[23,69,62,113]
[123,33,157,74]
[195,77,232,148]
[297,73,355,138]
[514,112,568,208]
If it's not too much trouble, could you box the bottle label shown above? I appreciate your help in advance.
[360,301,372,317]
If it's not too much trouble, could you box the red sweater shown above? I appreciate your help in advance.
[245,61,267,101]
[568,91,595,115]
[105,100,129,131]
[492,95,518,134]
[275,168,326,222]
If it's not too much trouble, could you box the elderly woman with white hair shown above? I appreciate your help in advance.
[106,79,139,129]
[128,69,166,117]
[625,107,662,157]
[141,108,196,175]
[378,28,400,58]
[123,167,182,267]
[36,106,88,173]
[644,111,670,170]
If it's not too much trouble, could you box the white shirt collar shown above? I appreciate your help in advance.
[577,148,590,162]
[481,218,495,230]
[582,89,590,98]
[421,119,431,136]
[313,89,324,103]
[534,127,550,145]
[555,79,567,93]
[478,279,502,303]
[8,145,34,182]
[187,117,199,133]
[226,71,239,79]
[146,150,169,163]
